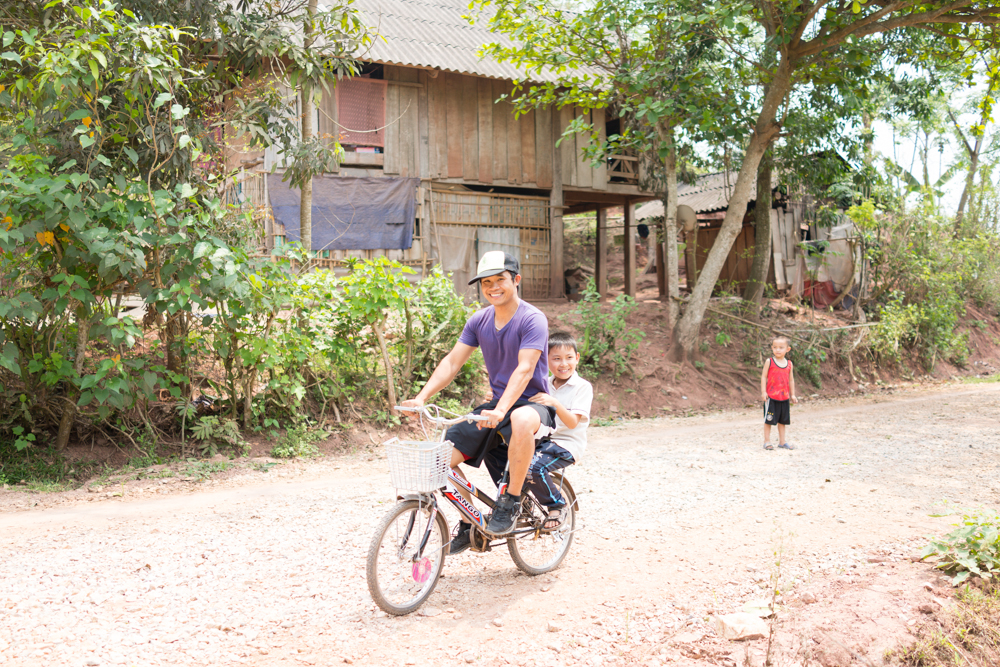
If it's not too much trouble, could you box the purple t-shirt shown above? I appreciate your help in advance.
[459,301,549,401]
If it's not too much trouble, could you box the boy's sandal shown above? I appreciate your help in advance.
[778,442,795,450]
[543,508,566,531]
[763,443,775,450]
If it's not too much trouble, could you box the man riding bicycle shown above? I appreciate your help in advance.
[401,251,555,551]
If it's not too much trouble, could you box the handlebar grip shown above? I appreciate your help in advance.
[394,406,420,411]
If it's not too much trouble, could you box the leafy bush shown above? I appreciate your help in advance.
[573,279,645,377]
[791,346,826,388]
[271,425,326,459]
[848,202,979,370]
[191,416,248,457]
[922,509,1000,585]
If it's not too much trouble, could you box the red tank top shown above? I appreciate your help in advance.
[766,357,791,400]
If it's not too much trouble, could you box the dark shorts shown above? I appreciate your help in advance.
[446,398,556,470]
[764,398,790,425]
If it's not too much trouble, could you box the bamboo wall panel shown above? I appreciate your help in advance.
[431,190,551,299]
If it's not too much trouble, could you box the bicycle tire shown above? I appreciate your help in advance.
[507,474,577,575]
[366,500,449,615]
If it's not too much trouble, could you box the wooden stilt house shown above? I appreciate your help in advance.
[226,0,656,299]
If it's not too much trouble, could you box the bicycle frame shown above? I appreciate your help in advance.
[442,470,495,529]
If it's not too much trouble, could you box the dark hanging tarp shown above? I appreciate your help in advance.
[267,174,417,251]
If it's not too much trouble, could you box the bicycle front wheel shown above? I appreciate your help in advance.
[366,500,449,615]
[507,474,577,575]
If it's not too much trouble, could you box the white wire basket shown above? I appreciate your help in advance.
[384,438,452,492]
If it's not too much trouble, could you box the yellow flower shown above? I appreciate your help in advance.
[88,132,94,138]
[35,231,55,246]
[112,354,121,363]
[0,85,5,94]
[3,216,11,230]
[59,224,69,232]
[82,116,92,127]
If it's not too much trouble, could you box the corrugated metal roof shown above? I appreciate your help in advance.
[339,0,567,81]
[636,171,751,218]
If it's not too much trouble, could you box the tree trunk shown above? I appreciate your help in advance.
[56,305,91,451]
[743,149,773,307]
[372,320,397,412]
[671,58,791,362]
[299,0,318,255]
[955,133,983,236]
[656,122,680,332]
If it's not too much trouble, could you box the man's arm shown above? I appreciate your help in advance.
[405,342,477,406]
[479,348,542,428]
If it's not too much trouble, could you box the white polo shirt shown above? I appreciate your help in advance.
[547,372,594,463]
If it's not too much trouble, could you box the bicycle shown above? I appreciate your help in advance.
[365,404,578,616]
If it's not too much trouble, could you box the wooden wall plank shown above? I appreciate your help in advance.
[507,84,522,184]
[446,73,463,178]
[384,67,400,175]
[477,77,493,183]
[521,109,536,184]
[559,106,576,187]
[399,85,418,177]
[417,71,430,178]
[535,106,552,188]
[318,79,338,172]
[492,79,508,182]
[575,107,592,189]
[593,107,607,189]
[427,73,445,178]
[462,75,479,181]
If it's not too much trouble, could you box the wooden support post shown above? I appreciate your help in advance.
[656,224,667,297]
[684,228,698,291]
[595,207,608,302]
[549,112,565,298]
[623,200,636,297]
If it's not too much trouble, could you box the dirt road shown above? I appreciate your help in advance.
[2,383,998,667]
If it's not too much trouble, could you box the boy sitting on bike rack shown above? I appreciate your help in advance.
[527,332,593,531]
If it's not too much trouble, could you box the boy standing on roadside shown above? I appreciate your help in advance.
[761,336,798,451]
[528,332,593,529]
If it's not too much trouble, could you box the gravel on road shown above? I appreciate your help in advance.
[1,382,998,667]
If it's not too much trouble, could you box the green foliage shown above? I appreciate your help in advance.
[850,202,987,371]
[791,347,826,389]
[922,509,1000,585]
[191,416,248,457]
[270,424,326,459]
[573,279,645,377]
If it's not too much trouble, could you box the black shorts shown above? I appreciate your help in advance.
[446,398,556,470]
[763,398,790,425]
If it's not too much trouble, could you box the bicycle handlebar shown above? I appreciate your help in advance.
[394,404,487,426]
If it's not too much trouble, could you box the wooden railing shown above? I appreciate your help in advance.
[608,153,639,185]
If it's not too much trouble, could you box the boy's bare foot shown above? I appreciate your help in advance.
[763,443,775,450]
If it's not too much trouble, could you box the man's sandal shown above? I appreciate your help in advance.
[543,508,566,531]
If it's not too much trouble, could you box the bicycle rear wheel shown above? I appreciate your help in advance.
[507,474,577,575]
[366,500,449,615]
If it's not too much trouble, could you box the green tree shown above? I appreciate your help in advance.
[478,0,746,332]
